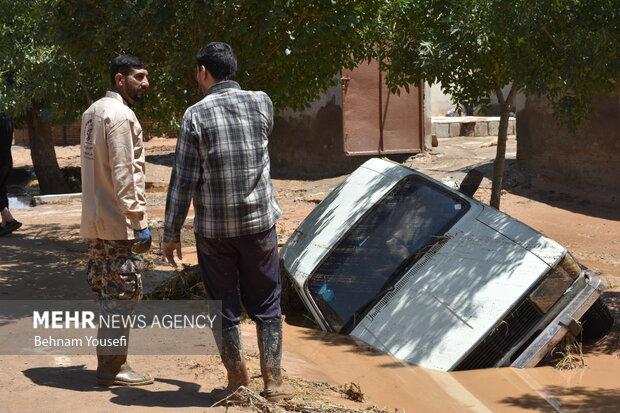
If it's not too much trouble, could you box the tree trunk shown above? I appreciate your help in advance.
[489,106,511,209]
[25,107,70,195]
[490,85,517,210]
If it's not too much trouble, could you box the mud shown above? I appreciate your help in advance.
[284,322,619,412]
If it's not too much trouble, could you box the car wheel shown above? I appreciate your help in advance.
[580,297,614,343]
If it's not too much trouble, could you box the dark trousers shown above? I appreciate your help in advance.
[0,158,11,210]
[195,226,282,329]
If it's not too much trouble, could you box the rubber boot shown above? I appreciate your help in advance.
[97,354,154,386]
[256,319,294,402]
[215,324,250,396]
[96,302,153,386]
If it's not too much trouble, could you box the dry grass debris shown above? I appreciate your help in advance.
[340,382,365,402]
[212,386,387,413]
[551,335,585,370]
[144,264,205,300]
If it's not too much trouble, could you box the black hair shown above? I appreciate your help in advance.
[196,42,237,81]
[109,55,146,86]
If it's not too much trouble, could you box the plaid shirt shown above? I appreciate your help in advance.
[163,81,282,242]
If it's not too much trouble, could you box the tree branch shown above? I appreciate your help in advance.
[505,82,519,108]
[494,60,506,106]
[76,73,93,106]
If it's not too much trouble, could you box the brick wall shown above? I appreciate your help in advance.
[516,92,620,203]
[13,119,166,146]
[14,122,81,146]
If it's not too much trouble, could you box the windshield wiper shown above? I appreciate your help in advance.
[341,285,396,334]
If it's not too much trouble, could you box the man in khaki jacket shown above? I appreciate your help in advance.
[80,55,153,386]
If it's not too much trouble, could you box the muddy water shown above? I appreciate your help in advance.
[283,324,620,412]
[8,196,32,209]
[453,355,620,412]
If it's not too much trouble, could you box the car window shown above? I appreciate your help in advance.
[307,174,469,333]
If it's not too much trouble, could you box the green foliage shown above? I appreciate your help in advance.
[3,0,615,132]
[2,0,386,130]
[0,0,91,123]
[381,0,619,126]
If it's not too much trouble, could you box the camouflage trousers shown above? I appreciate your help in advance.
[85,239,145,301]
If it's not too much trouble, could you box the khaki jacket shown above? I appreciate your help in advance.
[80,91,148,240]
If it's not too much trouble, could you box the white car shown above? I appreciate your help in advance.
[282,158,612,371]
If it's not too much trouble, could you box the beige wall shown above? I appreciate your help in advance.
[430,83,454,116]
[430,82,525,116]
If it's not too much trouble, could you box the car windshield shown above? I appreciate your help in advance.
[307,174,469,333]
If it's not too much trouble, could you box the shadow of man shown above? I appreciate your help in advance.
[22,366,226,408]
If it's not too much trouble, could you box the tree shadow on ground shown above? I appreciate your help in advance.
[467,160,620,221]
[1,223,90,297]
[146,153,175,167]
[22,365,225,408]
[500,385,620,413]
[1,223,92,320]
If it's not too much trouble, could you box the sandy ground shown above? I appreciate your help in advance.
[1,135,619,412]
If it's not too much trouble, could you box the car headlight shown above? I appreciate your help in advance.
[529,254,581,313]
[559,253,582,279]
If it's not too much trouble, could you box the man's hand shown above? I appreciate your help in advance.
[133,227,152,254]
[162,240,183,268]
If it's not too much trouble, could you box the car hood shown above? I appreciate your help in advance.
[351,214,554,371]
[476,206,565,267]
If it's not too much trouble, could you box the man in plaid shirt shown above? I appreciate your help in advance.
[162,42,292,401]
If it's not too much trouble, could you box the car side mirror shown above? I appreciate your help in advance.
[458,169,484,197]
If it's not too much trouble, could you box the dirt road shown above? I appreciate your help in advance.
[2,136,618,412]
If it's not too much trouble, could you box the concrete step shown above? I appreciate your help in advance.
[432,116,516,138]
